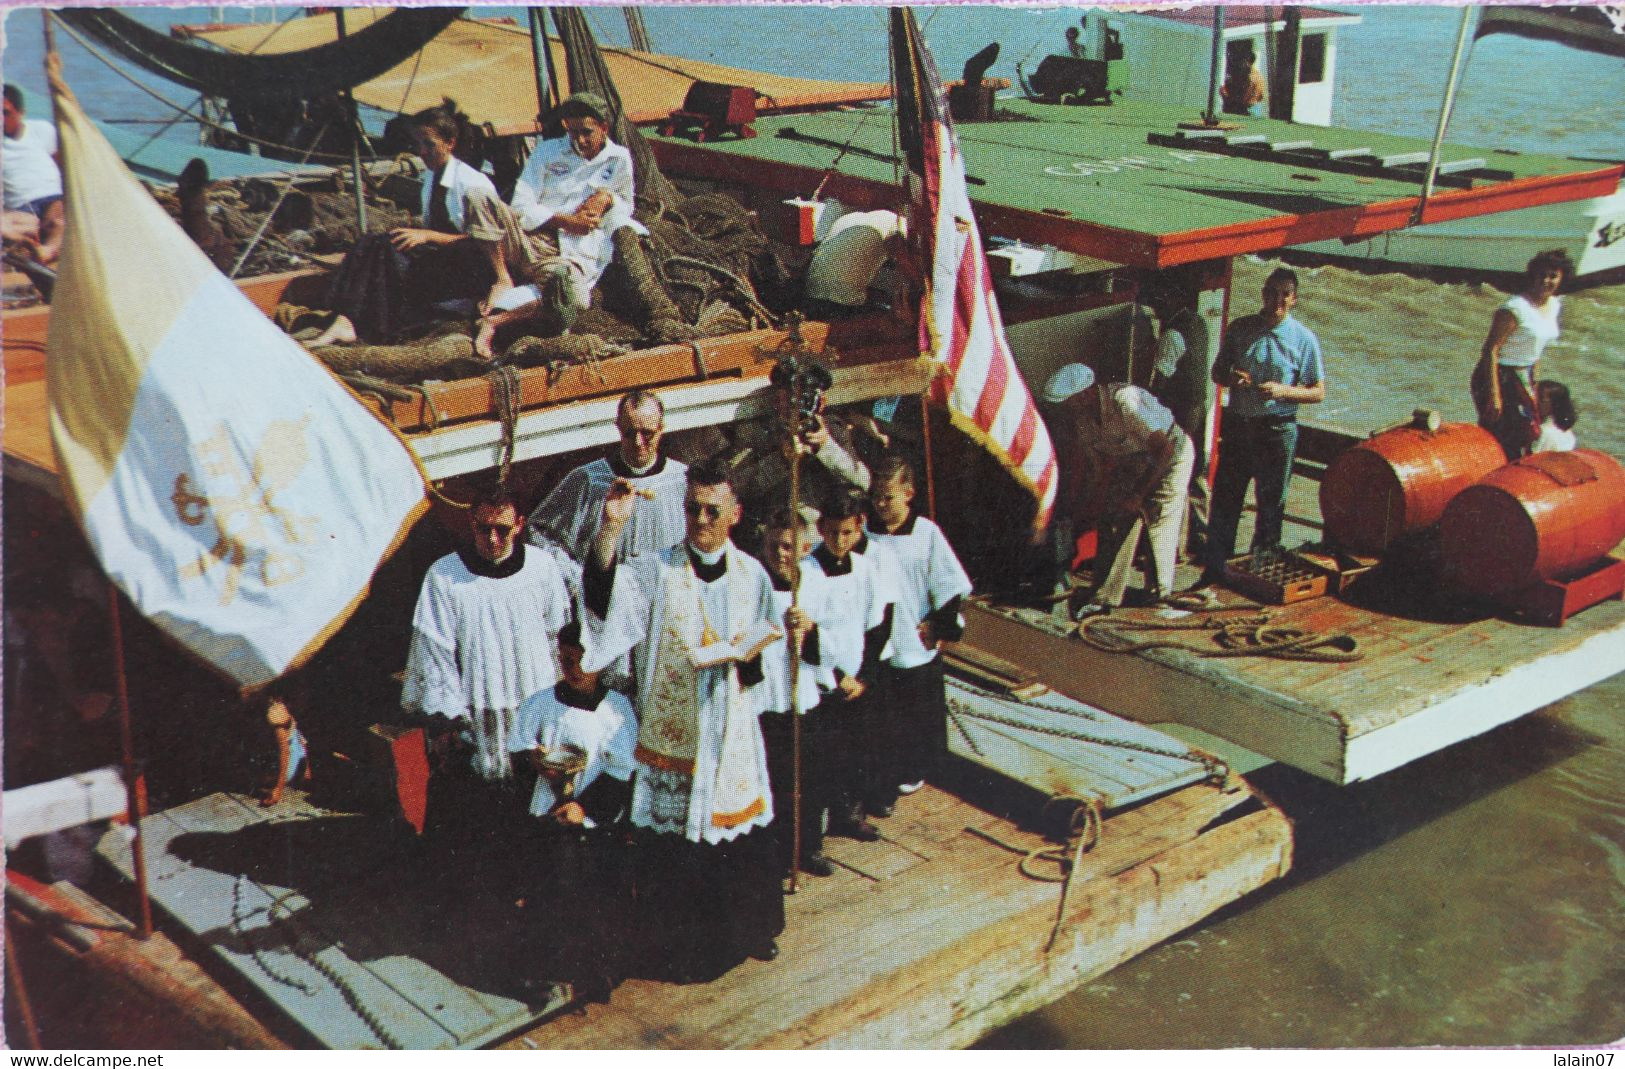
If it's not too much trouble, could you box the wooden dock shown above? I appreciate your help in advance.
[88,760,1288,1048]
[964,588,1625,786]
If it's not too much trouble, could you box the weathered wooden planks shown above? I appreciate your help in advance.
[510,777,1287,1049]
[82,742,1288,1048]
[965,578,1625,784]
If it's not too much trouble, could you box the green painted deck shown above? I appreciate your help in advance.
[651,98,1622,267]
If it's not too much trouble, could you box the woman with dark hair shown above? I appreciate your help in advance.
[1473,248,1574,458]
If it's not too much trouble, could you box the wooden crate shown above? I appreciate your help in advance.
[1222,551,1329,605]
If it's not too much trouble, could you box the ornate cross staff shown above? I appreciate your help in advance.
[766,314,834,893]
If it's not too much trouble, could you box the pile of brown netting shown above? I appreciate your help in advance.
[151,165,804,388]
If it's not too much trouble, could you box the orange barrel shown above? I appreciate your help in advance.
[1439,449,1625,596]
[1320,422,1506,555]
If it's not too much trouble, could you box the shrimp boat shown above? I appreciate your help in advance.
[4,5,1622,1050]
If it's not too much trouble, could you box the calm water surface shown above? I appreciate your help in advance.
[3,2,1621,1049]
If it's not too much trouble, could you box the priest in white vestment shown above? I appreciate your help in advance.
[582,459,786,980]
[529,389,688,565]
[402,487,574,853]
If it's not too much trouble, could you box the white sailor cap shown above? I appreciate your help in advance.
[1043,363,1095,403]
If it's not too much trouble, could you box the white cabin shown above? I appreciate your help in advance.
[1078,5,1361,127]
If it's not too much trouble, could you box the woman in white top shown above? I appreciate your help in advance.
[1473,249,1573,458]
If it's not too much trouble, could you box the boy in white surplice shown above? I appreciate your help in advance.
[506,620,636,1000]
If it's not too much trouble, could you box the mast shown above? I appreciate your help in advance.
[527,7,557,122]
[1412,7,1476,228]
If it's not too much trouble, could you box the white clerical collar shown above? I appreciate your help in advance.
[626,458,657,476]
[688,543,726,566]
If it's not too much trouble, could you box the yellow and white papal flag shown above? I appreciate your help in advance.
[45,72,429,691]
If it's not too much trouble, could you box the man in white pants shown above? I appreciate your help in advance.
[1044,363,1195,611]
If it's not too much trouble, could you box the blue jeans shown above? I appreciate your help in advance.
[1205,414,1299,573]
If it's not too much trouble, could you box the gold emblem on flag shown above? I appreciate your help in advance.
[172,418,320,605]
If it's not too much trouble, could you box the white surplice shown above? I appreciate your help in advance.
[528,456,689,564]
[508,685,638,819]
[402,544,573,781]
[584,542,777,844]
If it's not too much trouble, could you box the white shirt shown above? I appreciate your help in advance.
[1497,294,1561,369]
[402,545,573,780]
[417,156,500,234]
[760,562,826,716]
[1079,384,1176,458]
[1531,420,1577,453]
[3,118,61,210]
[510,135,644,289]
[868,515,972,670]
[807,546,892,692]
[806,209,904,307]
[509,686,637,820]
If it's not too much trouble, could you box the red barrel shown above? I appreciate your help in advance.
[1320,423,1506,555]
[1439,449,1625,596]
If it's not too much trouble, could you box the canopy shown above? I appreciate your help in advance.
[182,10,892,130]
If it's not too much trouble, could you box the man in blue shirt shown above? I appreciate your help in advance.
[1201,268,1326,585]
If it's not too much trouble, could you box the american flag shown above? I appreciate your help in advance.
[891,7,1057,533]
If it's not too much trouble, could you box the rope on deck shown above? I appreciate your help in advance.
[1077,607,1363,663]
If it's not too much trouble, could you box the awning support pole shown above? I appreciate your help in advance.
[335,10,367,235]
[1205,7,1226,124]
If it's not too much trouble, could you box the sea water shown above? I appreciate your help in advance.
[2,3,1621,1049]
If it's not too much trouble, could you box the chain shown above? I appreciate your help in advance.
[949,679,1228,783]
[232,875,404,1049]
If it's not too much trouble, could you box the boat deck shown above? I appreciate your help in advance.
[89,718,1289,1049]
[963,450,1625,785]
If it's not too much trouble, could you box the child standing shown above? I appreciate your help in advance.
[809,489,894,842]
[507,621,637,1001]
[755,510,836,877]
[866,455,972,806]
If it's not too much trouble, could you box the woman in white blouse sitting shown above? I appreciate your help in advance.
[1473,249,1574,458]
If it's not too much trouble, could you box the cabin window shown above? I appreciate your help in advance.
[1298,33,1328,85]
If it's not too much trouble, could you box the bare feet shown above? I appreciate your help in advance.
[309,313,358,347]
[474,316,500,361]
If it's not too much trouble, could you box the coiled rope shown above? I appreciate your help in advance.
[1077,608,1362,663]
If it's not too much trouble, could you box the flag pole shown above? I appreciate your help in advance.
[41,11,155,940]
[107,581,155,940]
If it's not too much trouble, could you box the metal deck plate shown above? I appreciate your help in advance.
[945,678,1214,812]
[96,792,569,1050]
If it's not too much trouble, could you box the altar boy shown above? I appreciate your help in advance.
[756,510,835,876]
[809,489,894,841]
[507,620,636,999]
[866,454,972,806]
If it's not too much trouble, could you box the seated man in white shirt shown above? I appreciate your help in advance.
[476,92,646,357]
[3,84,64,266]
